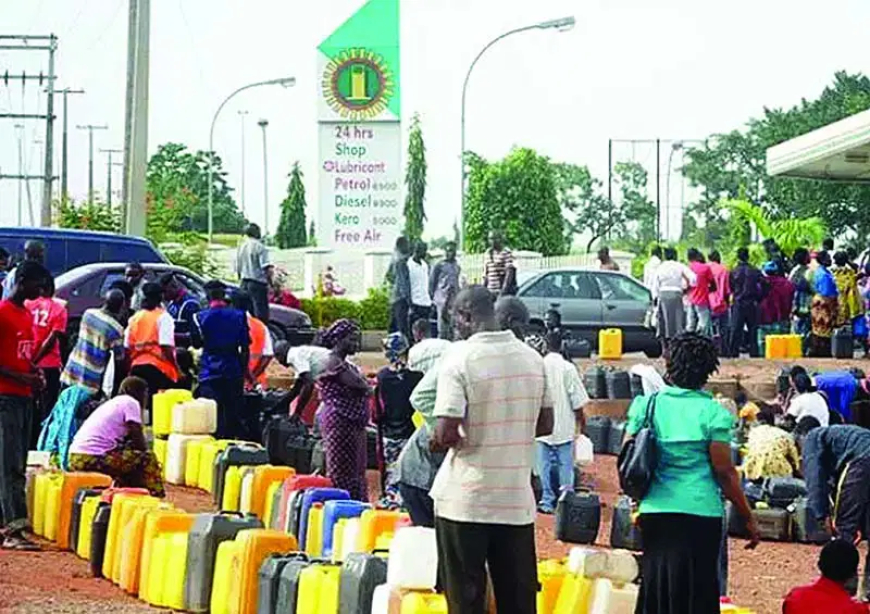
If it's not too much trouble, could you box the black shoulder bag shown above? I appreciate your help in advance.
[617,393,658,500]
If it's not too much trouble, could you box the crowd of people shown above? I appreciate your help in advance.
[0,228,280,551]
[642,239,870,358]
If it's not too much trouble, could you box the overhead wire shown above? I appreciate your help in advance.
[79,0,125,56]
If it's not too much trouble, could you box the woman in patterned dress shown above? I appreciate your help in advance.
[810,251,839,357]
[316,319,370,501]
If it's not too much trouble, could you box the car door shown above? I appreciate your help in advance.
[594,272,653,350]
[558,271,603,345]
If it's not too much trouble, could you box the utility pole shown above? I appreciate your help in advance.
[238,110,249,214]
[77,124,108,203]
[0,34,58,226]
[258,118,270,235]
[54,87,85,201]
[14,124,24,226]
[100,149,123,206]
[123,0,151,236]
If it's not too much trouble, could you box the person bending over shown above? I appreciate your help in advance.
[68,376,165,497]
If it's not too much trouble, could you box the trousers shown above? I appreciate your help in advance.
[535,441,573,510]
[241,279,270,324]
[730,302,760,358]
[435,516,537,614]
[0,395,32,532]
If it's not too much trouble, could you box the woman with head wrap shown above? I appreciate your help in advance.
[315,319,370,500]
[833,251,861,329]
[810,251,839,357]
[374,332,423,508]
[757,260,795,356]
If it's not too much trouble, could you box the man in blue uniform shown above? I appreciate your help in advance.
[191,280,251,439]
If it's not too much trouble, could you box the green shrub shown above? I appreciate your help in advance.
[359,286,391,330]
[160,232,220,278]
[300,286,391,330]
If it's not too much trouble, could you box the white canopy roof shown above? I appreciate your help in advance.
[766,108,870,181]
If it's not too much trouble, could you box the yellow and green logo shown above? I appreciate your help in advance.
[322,48,395,120]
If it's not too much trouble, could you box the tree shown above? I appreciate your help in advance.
[146,142,248,237]
[725,199,827,262]
[464,148,567,255]
[56,197,120,232]
[556,163,623,252]
[403,113,427,242]
[308,220,317,246]
[682,71,870,244]
[276,162,308,249]
[613,161,656,253]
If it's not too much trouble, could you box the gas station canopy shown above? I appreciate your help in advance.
[766,108,870,181]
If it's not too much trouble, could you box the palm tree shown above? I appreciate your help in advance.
[725,199,827,261]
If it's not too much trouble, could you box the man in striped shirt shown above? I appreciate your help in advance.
[61,290,127,394]
[483,231,515,296]
[431,286,553,614]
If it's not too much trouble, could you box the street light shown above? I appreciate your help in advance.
[459,16,575,251]
[665,142,683,241]
[207,77,295,243]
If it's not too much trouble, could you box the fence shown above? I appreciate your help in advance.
[213,247,635,299]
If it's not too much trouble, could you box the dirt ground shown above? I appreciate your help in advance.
[1,458,823,614]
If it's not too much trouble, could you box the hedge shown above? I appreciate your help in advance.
[301,286,391,330]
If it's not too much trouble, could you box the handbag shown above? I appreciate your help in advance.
[617,393,658,500]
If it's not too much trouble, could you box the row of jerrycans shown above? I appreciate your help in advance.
[537,548,640,614]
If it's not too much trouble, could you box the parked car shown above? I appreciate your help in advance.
[517,268,660,357]
[54,262,316,349]
[0,227,166,277]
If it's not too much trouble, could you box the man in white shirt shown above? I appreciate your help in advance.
[643,245,663,292]
[407,241,432,338]
[431,286,553,614]
[787,372,831,427]
[285,344,332,425]
[527,332,589,514]
[408,318,451,373]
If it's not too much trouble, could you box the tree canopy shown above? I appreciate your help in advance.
[276,162,308,249]
[403,114,427,243]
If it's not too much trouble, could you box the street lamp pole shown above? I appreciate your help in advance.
[257,118,270,236]
[665,142,683,241]
[458,16,575,251]
[207,77,295,243]
[238,110,249,214]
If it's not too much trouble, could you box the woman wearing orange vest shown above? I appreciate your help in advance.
[124,282,179,413]
[231,292,274,389]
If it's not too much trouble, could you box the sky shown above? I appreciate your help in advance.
[0,0,868,244]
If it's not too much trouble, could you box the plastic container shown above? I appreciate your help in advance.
[340,517,362,562]
[763,477,807,509]
[240,469,256,514]
[833,327,854,359]
[785,334,802,358]
[153,389,194,437]
[296,563,342,614]
[119,503,174,593]
[537,560,566,614]
[322,500,370,558]
[251,465,295,520]
[257,552,309,614]
[397,591,448,614]
[213,443,269,506]
[275,558,317,614]
[184,511,265,613]
[138,510,195,603]
[277,475,333,531]
[166,434,213,485]
[370,584,390,614]
[171,398,218,435]
[791,497,832,544]
[305,504,326,557]
[31,472,55,537]
[264,481,283,529]
[337,552,388,614]
[629,374,644,399]
[56,472,113,550]
[585,416,611,455]
[43,476,63,541]
[605,369,631,400]
[555,490,601,545]
[589,578,638,614]
[108,496,160,583]
[197,439,236,494]
[609,496,642,551]
[184,437,208,488]
[765,335,788,359]
[753,508,791,541]
[209,539,240,614]
[153,437,168,474]
[227,529,298,614]
[356,510,400,553]
[68,487,105,555]
[298,488,351,551]
[606,421,626,456]
[599,329,623,360]
[385,527,437,590]
[583,367,608,400]
[76,493,104,559]
[89,503,112,577]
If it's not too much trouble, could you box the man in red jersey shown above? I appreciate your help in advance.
[0,260,49,550]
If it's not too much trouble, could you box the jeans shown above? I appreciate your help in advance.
[687,304,712,337]
[0,395,32,532]
[535,441,574,510]
[241,279,270,323]
[399,482,435,528]
[389,298,410,340]
[711,311,730,356]
[730,302,759,358]
[435,517,537,614]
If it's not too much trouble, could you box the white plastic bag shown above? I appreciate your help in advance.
[574,434,594,466]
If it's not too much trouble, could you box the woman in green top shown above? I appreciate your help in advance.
[627,333,759,613]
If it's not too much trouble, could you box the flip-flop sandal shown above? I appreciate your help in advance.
[1,535,41,551]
